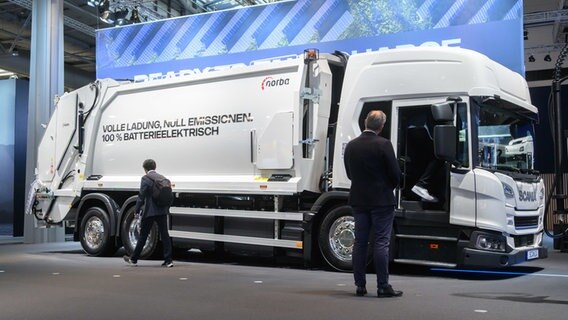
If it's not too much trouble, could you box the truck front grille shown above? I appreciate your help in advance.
[514,216,539,230]
[513,234,534,247]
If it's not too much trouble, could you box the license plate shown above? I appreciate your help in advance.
[526,249,539,260]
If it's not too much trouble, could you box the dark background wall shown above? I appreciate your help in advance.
[0,79,28,237]
[529,84,568,174]
[0,80,15,233]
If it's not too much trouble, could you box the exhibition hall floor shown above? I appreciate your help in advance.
[0,241,567,320]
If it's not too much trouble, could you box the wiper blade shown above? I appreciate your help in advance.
[484,165,540,175]
[519,168,539,175]
[483,164,520,173]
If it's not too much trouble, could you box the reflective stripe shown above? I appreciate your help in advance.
[169,230,302,249]
[169,207,304,221]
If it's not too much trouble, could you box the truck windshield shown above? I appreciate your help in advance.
[472,97,537,172]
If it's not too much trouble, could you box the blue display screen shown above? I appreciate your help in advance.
[96,0,523,81]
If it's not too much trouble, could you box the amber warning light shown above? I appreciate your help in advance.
[304,49,319,63]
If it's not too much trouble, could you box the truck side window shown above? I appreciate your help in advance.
[358,101,392,139]
[456,103,469,167]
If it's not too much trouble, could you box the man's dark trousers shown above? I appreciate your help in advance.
[131,215,173,263]
[352,205,395,289]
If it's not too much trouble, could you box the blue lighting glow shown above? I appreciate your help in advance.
[431,268,568,278]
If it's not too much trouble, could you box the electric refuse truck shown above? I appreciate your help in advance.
[30,47,547,270]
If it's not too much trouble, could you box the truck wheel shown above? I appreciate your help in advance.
[318,205,355,271]
[121,207,160,259]
[80,207,117,256]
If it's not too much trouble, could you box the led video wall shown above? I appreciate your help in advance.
[96,0,524,81]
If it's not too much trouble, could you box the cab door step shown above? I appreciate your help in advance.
[396,234,457,241]
[394,234,458,267]
[393,259,457,268]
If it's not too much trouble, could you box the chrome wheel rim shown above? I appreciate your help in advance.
[127,217,153,250]
[328,216,355,262]
[85,216,105,250]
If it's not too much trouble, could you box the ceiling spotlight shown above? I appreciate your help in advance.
[544,54,552,62]
[98,0,113,24]
[114,8,130,26]
[528,55,535,63]
[130,6,141,24]
[98,0,109,15]
[87,0,101,7]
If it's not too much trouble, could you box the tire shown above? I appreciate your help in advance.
[79,207,117,257]
[318,205,356,271]
[120,207,160,259]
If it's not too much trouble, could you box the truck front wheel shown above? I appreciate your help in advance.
[318,205,355,271]
[121,207,160,259]
[79,207,117,256]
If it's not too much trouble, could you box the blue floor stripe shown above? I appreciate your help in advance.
[431,268,568,278]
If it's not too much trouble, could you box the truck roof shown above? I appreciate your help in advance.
[341,47,536,113]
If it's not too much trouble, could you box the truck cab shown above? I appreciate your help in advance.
[331,47,547,269]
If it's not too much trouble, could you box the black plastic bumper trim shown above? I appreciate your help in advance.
[460,246,548,268]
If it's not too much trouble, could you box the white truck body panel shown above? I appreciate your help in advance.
[92,62,300,180]
[36,57,334,222]
[449,169,476,227]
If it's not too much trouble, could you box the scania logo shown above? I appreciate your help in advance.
[519,190,536,202]
[518,184,537,202]
[261,77,290,90]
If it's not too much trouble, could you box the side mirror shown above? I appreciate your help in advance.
[431,102,454,122]
[433,125,456,162]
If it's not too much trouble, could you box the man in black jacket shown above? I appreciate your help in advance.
[124,159,173,267]
[344,110,402,298]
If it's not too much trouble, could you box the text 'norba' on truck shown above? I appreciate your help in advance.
[30,47,547,270]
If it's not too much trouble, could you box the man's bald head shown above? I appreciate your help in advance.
[365,110,386,133]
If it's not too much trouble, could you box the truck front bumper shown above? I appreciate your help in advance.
[460,246,548,268]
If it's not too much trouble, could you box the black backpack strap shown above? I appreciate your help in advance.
[146,171,164,181]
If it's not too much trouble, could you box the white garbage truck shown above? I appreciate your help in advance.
[30,47,547,270]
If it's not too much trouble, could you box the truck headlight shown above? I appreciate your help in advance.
[476,234,506,252]
[502,182,514,199]
[506,214,514,226]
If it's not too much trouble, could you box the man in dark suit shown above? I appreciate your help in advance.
[343,110,402,298]
[124,159,173,267]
